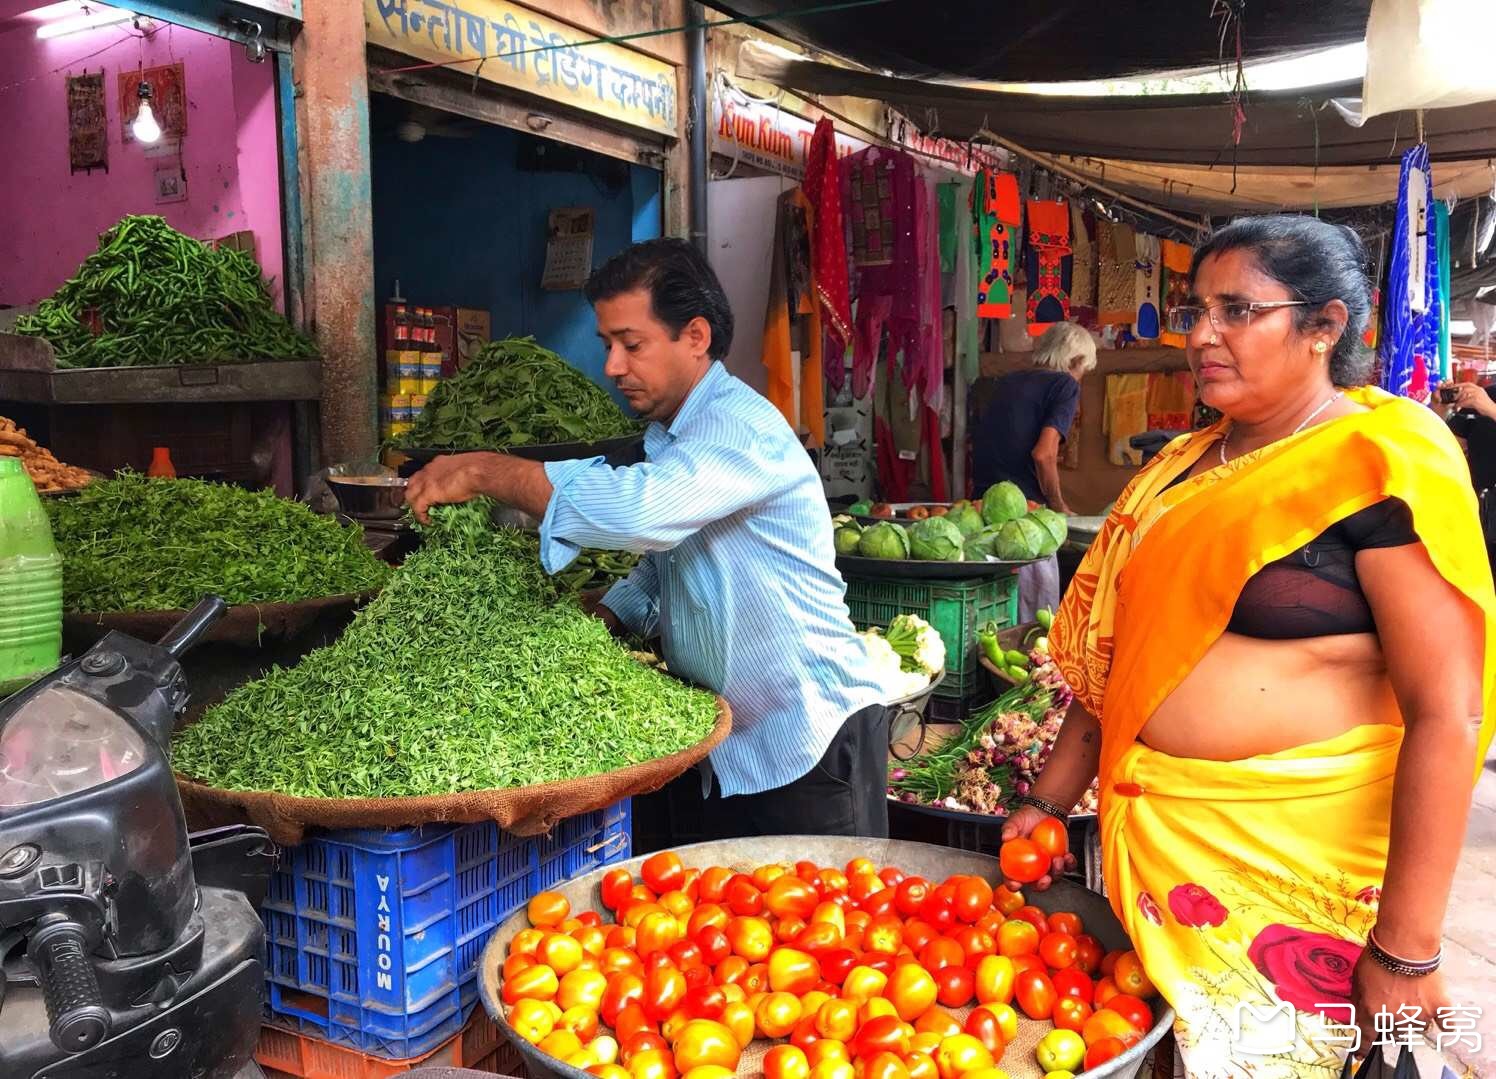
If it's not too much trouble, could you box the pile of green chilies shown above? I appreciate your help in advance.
[396,337,637,449]
[14,215,317,368]
[46,473,389,612]
[172,502,717,798]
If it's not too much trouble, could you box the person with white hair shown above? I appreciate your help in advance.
[971,321,1099,619]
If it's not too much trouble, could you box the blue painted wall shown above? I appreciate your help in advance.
[370,95,661,395]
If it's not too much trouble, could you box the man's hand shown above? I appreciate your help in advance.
[405,452,503,524]
[1451,382,1496,419]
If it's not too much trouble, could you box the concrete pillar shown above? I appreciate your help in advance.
[294,0,377,466]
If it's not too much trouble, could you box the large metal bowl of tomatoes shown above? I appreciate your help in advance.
[479,836,1172,1079]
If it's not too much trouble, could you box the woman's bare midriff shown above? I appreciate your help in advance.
[1138,630,1402,760]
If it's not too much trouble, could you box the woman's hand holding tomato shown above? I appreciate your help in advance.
[998,808,1077,891]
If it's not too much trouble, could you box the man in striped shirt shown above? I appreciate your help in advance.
[407,239,890,838]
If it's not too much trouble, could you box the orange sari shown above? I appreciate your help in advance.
[1050,387,1496,1076]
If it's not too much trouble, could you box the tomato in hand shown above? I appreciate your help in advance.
[1030,817,1069,859]
[1039,931,1078,970]
[998,839,1047,884]
[1013,968,1057,1021]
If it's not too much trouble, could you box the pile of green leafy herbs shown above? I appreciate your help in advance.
[395,337,638,449]
[13,215,317,368]
[172,502,718,798]
[46,473,389,612]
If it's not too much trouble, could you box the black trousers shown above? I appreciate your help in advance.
[699,703,890,840]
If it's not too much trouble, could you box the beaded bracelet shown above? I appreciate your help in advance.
[1016,794,1071,819]
[1366,928,1441,977]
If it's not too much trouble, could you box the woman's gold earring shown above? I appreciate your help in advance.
[1314,341,1329,354]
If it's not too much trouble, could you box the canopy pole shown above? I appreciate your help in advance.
[977,128,1210,235]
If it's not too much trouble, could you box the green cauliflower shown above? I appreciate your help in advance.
[981,481,1028,526]
[858,521,910,560]
[993,517,1048,560]
[907,517,965,561]
[1027,507,1068,556]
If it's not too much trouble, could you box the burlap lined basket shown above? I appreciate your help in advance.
[176,697,731,846]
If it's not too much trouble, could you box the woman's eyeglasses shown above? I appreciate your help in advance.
[1165,300,1307,335]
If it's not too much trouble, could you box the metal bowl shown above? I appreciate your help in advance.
[479,836,1172,1079]
[325,473,408,519]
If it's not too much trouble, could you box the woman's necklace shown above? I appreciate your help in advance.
[1219,391,1344,466]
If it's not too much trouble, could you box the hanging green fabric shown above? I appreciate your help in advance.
[1436,201,1453,382]
[937,184,958,273]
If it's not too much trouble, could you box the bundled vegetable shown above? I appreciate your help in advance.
[45,474,390,612]
[860,613,943,700]
[172,503,718,798]
[552,548,640,594]
[14,216,316,368]
[396,337,638,449]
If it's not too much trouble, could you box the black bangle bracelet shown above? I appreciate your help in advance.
[1366,929,1441,977]
[1016,794,1071,819]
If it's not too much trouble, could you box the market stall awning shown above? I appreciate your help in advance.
[711,0,1371,82]
[736,41,1496,167]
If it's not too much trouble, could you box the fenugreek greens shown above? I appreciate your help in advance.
[45,474,390,612]
[172,502,717,798]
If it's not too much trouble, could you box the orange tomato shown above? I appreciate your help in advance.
[885,963,938,1022]
[504,954,536,981]
[973,955,1015,1005]
[672,1019,741,1073]
[627,1048,678,1079]
[741,963,769,995]
[961,1006,1006,1057]
[755,992,803,1038]
[541,933,585,975]
[1113,951,1157,999]
[560,1004,600,1042]
[851,1014,910,1059]
[841,965,888,1005]
[845,858,876,877]
[952,878,994,924]
[951,927,995,965]
[818,868,849,897]
[814,998,859,1041]
[1052,996,1093,1035]
[848,872,885,904]
[932,1033,994,1079]
[904,1052,938,1079]
[725,916,774,962]
[997,839,1046,885]
[621,1032,670,1065]
[591,1066,633,1079]
[508,998,557,1044]
[802,990,834,1017]
[765,1045,811,1079]
[696,867,733,904]
[995,920,1038,958]
[806,1040,851,1068]
[503,964,559,1004]
[1011,906,1049,935]
[912,1007,961,1039]
[615,1004,657,1045]
[623,903,665,930]
[933,965,975,1008]
[1038,931,1078,970]
[539,1029,585,1061]
[1030,816,1070,859]
[511,928,546,958]
[1084,1036,1130,1071]
[529,891,571,927]
[602,869,635,911]
[658,890,693,919]
[751,863,789,889]
[681,1068,734,1079]
[909,1033,942,1057]
[607,926,638,951]
[601,973,645,1026]
[641,852,686,895]
[720,1001,755,1049]
[559,970,608,1011]
[796,920,844,954]
[919,937,965,971]
[777,918,809,944]
[790,1015,823,1052]
[993,887,1025,916]
[902,920,938,953]
[863,1051,911,1079]
[714,956,749,986]
[1093,976,1121,1009]
[1082,1008,1142,1048]
[857,998,899,1026]
[767,875,822,920]
[1107,993,1154,1033]
[636,912,681,956]
[863,915,904,956]
[809,1060,855,1079]
[574,925,609,957]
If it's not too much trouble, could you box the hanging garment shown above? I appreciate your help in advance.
[976,171,1022,319]
[1069,201,1097,317]
[802,119,852,392]
[1437,200,1453,383]
[1380,144,1442,399]
[948,178,981,383]
[874,358,916,502]
[1025,199,1073,337]
[1158,239,1195,349]
[915,169,946,412]
[843,147,921,400]
[937,183,958,273]
[1144,371,1195,431]
[1097,221,1138,326]
[1050,391,1496,1075]
[1132,233,1163,340]
[922,403,949,502]
[1103,373,1149,465]
[998,285,1035,353]
[761,190,826,447]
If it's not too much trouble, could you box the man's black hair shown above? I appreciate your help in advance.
[584,238,735,361]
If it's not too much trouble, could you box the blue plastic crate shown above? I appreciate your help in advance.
[262,799,631,1058]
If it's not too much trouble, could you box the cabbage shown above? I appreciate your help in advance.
[964,527,999,561]
[981,481,1028,526]
[1028,507,1068,556]
[949,505,985,538]
[834,524,864,556]
[993,517,1047,560]
[857,521,910,560]
[907,517,965,561]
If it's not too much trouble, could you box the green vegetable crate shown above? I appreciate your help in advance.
[845,573,1018,702]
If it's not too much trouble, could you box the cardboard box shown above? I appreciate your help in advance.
[455,308,491,371]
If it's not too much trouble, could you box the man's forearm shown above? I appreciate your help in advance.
[1035,457,1067,511]
[475,454,553,518]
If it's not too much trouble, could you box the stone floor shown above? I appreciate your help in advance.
[1439,760,1496,1077]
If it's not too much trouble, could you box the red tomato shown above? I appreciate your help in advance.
[1072,933,1104,975]
[952,927,996,966]
[962,1006,1006,1056]
[682,964,711,989]
[1011,906,1050,935]
[919,937,965,971]
[953,878,994,924]
[767,876,822,921]
[1100,950,1125,978]
[642,952,675,976]
[502,963,559,1004]
[1082,1008,1142,1047]
[1107,994,1154,1033]
[602,869,634,911]
[864,1052,911,1079]
[714,956,748,986]
[1030,817,1070,859]
[997,839,1047,884]
[644,966,687,1022]
[1113,952,1157,999]
[1010,954,1046,978]
[795,860,821,882]
[598,947,639,981]
[528,892,570,928]
[776,917,808,945]
[765,1045,811,1079]
[1039,932,1078,970]
[848,872,885,904]
[1084,1036,1130,1070]
[1047,911,1083,937]
[752,864,789,890]
[1052,996,1093,1034]
[902,919,938,953]
[768,948,821,995]
[862,953,895,978]
[790,1015,822,1052]
[860,889,898,920]
[919,892,956,932]
[913,1006,962,1039]
[641,852,685,895]
[502,954,535,981]
[725,916,773,962]
[620,1031,669,1065]
[615,1003,656,1044]
[995,920,1038,958]
[894,876,930,916]
[740,963,769,995]
[1013,968,1057,1022]
[684,985,727,1020]
[853,1015,910,1060]
[817,869,849,897]
[817,948,858,985]
[667,940,705,971]
[933,964,975,1008]
[696,867,732,904]
[693,926,730,966]
[796,921,843,954]
[724,875,763,916]
[1093,976,1121,1009]
[601,973,645,1025]
[1051,968,1094,1005]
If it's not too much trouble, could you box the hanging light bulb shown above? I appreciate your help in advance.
[131,81,160,144]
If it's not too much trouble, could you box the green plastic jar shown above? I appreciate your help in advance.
[0,458,62,695]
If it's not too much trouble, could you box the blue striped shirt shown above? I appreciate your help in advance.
[539,361,885,796]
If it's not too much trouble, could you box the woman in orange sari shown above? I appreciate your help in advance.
[1002,215,1496,1076]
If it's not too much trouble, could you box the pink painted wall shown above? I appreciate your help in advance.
[0,21,284,309]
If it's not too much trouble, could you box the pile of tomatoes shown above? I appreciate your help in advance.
[498,846,1157,1079]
